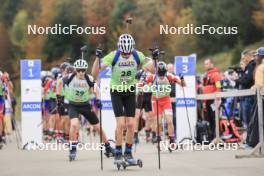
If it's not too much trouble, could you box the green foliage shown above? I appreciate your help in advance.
[231,40,243,65]
[43,0,86,62]
[0,0,22,27]
[192,0,262,55]
[10,10,28,47]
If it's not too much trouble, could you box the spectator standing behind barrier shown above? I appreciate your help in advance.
[246,47,264,148]
[199,59,222,140]
[252,47,264,88]
[230,50,256,128]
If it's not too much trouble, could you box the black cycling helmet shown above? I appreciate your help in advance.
[65,65,75,74]
[157,61,167,76]
[51,67,60,79]
[60,62,70,71]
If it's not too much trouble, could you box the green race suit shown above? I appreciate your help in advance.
[103,50,146,91]
[65,75,93,104]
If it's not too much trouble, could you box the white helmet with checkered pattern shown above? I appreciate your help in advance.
[74,59,88,69]
[117,33,135,54]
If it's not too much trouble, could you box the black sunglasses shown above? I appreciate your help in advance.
[76,69,86,73]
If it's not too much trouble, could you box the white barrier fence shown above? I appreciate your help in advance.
[196,88,264,158]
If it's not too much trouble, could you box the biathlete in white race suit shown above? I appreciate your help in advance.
[144,61,186,151]
[65,59,114,161]
[92,33,154,166]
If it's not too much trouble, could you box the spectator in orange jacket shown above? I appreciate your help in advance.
[200,59,222,140]
[202,59,222,94]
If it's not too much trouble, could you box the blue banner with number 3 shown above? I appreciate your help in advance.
[175,56,196,76]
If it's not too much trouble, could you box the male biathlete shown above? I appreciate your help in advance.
[0,71,6,148]
[134,68,154,143]
[65,59,114,161]
[56,62,71,142]
[145,61,186,151]
[92,33,154,165]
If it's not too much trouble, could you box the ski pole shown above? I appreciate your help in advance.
[125,17,133,33]
[96,45,103,171]
[150,46,163,170]
[179,74,194,142]
[80,45,88,60]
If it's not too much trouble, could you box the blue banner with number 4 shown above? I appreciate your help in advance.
[21,60,41,80]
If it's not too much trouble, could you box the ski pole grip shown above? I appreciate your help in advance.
[179,73,184,80]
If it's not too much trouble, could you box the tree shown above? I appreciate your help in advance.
[10,10,29,47]
[192,0,261,55]
[253,0,264,30]
[43,0,86,63]
[0,0,22,27]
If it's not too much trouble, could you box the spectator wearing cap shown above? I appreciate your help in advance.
[252,47,264,88]
[245,47,264,148]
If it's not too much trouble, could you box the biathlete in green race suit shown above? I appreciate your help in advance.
[65,59,114,161]
[92,33,154,165]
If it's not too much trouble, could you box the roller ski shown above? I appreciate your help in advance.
[114,153,124,170]
[115,153,143,170]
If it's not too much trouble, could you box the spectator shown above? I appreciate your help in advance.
[246,47,264,148]
[200,59,222,140]
[252,47,264,88]
[231,50,256,128]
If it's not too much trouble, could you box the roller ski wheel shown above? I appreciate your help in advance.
[137,159,143,168]
[123,153,143,168]
[104,151,115,158]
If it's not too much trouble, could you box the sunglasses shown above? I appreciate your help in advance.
[76,69,86,73]
[121,52,132,56]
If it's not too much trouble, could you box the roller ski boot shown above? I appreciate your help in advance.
[69,149,77,162]
[152,135,161,144]
[115,153,143,170]
[168,139,178,152]
[104,145,115,158]
[68,143,77,162]
[145,130,151,143]
[0,137,3,150]
[133,132,139,144]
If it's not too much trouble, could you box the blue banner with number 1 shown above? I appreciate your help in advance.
[21,60,41,80]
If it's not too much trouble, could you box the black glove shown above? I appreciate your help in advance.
[96,99,102,109]
[179,73,184,80]
[56,95,64,106]
[95,48,103,58]
[151,48,160,60]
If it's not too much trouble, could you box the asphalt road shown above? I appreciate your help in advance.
[1,132,264,176]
